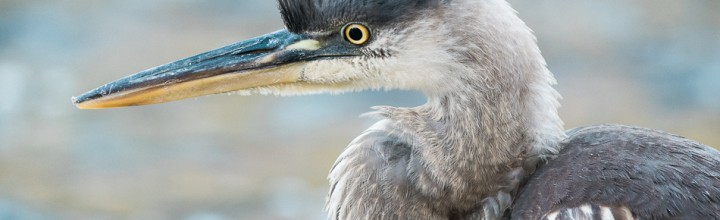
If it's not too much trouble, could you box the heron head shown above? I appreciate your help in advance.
[73,0,531,109]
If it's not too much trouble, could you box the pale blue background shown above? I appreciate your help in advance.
[0,0,718,219]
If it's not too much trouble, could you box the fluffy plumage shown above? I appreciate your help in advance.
[276,0,720,219]
[73,0,720,218]
[323,0,567,218]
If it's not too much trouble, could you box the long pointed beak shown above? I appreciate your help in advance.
[73,30,341,109]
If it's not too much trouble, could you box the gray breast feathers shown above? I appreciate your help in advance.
[512,124,720,219]
[326,122,439,219]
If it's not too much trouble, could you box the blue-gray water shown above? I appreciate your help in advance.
[0,1,718,219]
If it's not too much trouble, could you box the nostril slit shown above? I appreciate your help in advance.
[233,48,274,56]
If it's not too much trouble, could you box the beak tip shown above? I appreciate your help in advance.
[71,95,80,104]
[71,95,90,109]
[72,91,102,109]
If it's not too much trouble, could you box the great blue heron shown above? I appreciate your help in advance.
[73,0,720,219]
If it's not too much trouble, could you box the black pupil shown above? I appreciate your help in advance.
[348,27,364,42]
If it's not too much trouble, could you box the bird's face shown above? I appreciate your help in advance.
[73,0,454,109]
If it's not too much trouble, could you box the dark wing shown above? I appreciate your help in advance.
[326,120,443,219]
[512,124,720,219]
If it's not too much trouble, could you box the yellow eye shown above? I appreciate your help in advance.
[343,23,371,45]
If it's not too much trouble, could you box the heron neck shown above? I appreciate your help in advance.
[362,0,566,215]
[419,0,566,168]
[422,78,564,167]
[397,13,567,198]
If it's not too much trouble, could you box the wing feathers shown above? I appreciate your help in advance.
[543,204,635,220]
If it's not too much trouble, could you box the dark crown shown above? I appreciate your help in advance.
[277,0,441,33]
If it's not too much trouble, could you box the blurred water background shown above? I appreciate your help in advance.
[0,0,718,219]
